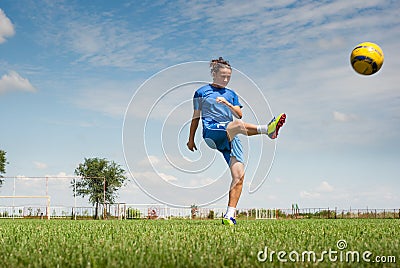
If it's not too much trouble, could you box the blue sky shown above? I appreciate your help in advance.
[0,0,399,210]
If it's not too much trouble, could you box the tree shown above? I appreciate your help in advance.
[191,204,198,219]
[72,157,127,219]
[0,150,8,186]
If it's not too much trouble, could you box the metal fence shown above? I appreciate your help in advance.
[277,208,400,219]
[0,204,225,220]
[1,205,399,220]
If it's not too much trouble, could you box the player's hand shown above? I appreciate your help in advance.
[187,140,197,151]
[216,97,228,105]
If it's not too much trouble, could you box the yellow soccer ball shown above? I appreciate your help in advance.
[350,42,384,75]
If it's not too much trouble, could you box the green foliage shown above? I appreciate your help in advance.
[0,219,398,267]
[190,204,198,219]
[207,210,215,219]
[72,157,127,218]
[0,149,8,186]
[126,208,142,218]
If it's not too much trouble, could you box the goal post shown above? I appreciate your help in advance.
[0,176,106,220]
[0,195,51,219]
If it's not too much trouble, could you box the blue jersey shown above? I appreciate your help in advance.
[193,84,242,130]
[193,84,244,165]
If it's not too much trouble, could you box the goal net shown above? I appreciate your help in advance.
[0,176,102,219]
[0,195,50,219]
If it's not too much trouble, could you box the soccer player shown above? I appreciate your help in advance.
[187,57,286,225]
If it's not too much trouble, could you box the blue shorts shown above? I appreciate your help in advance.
[203,122,244,165]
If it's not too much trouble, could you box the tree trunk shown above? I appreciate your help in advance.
[95,202,99,219]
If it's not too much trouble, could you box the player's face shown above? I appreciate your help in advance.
[213,67,231,88]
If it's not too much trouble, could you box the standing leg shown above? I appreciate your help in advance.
[223,156,244,225]
[228,156,245,208]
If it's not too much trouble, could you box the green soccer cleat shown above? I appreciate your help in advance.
[222,217,237,226]
[267,113,286,139]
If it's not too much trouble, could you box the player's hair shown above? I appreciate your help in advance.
[210,57,231,74]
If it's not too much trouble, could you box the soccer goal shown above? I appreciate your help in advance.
[0,195,51,219]
[0,176,107,219]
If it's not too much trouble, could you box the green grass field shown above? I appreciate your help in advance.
[0,219,398,267]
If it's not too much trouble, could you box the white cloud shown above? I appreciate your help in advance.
[0,9,15,43]
[176,0,395,60]
[317,181,334,193]
[41,8,169,69]
[148,155,160,166]
[0,71,37,94]
[300,190,321,199]
[333,111,358,122]
[15,175,41,182]
[138,155,160,167]
[44,172,75,182]
[131,171,178,184]
[34,162,48,170]
[188,177,216,187]
[45,172,70,178]
[159,172,178,182]
[300,181,334,199]
[72,81,133,117]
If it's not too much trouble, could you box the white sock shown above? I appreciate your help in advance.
[257,125,268,134]
[224,206,236,219]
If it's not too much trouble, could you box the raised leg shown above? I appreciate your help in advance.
[226,120,259,141]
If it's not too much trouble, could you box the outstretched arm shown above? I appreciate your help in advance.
[187,110,201,151]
